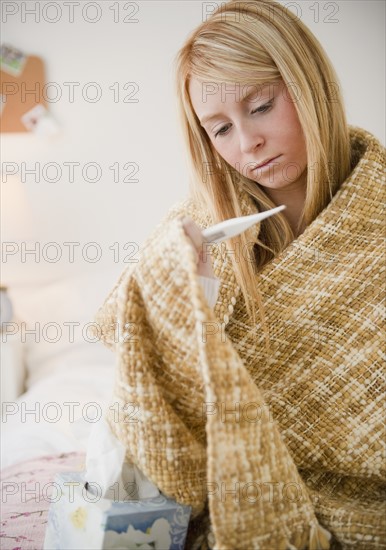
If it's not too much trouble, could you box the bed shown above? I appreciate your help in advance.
[1,269,120,549]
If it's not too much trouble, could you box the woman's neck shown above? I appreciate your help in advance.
[263,178,307,239]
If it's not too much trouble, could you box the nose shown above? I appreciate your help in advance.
[238,122,264,154]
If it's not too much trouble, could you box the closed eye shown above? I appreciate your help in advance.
[251,98,274,115]
[215,123,232,138]
[214,98,274,138]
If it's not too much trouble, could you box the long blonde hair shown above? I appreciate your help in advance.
[174,0,351,348]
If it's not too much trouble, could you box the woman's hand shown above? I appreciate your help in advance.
[182,217,215,278]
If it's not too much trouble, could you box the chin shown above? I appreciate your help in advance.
[255,179,290,190]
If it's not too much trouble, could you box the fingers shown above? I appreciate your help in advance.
[182,217,215,277]
[182,217,204,253]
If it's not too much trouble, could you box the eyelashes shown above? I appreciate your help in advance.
[251,98,274,115]
[214,98,274,138]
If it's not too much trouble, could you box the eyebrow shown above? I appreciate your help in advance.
[199,86,273,127]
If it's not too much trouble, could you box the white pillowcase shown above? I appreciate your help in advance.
[6,268,121,389]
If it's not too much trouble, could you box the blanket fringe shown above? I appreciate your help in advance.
[308,522,332,550]
[206,523,332,549]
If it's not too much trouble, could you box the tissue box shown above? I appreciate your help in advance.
[43,471,191,550]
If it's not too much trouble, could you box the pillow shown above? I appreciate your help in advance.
[6,268,121,388]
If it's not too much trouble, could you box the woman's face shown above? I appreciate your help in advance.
[188,78,308,195]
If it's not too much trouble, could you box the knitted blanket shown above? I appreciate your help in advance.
[94,126,385,549]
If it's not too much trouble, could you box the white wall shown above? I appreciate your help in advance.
[1,0,385,286]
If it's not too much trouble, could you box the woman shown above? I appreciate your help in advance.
[95,1,385,548]
[178,0,353,330]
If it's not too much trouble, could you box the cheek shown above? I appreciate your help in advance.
[279,102,306,157]
[210,139,236,165]
[276,98,302,136]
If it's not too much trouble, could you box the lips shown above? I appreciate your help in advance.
[254,155,281,169]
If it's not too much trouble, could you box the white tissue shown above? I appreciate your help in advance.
[85,417,160,500]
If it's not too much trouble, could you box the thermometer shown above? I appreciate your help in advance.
[202,205,286,243]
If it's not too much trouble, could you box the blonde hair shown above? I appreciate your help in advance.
[174,0,351,350]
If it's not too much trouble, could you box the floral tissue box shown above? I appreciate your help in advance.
[43,471,191,549]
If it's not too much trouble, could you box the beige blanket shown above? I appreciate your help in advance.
[94,126,385,549]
